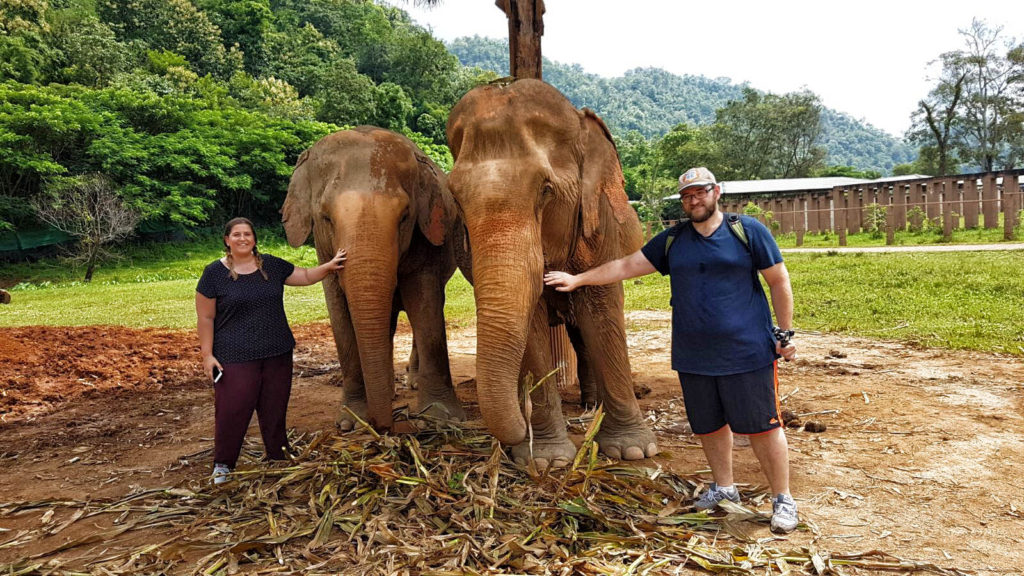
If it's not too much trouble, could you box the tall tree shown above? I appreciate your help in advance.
[711,88,826,180]
[197,0,274,74]
[98,0,241,78]
[654,123,720,180]
[952,19,1022,171]
[908,52,967,176]
[32,173,140,282]
[1003,42,1024,168]
[0,0,51,83]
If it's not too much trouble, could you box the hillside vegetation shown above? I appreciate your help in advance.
[448,36,915,174]
[0,0,493,234]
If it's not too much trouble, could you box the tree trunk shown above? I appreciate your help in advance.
[496,0,545,79]
[84,247,98,283]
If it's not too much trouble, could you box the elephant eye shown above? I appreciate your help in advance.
[321,213,331,223]
[542,182,554,197]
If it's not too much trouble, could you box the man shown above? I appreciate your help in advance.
[544,167,799,533]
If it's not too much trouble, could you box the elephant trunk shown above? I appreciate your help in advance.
[469,228,545,446]
[342,251,399,431]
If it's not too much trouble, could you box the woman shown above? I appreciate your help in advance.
[196,217,346,484]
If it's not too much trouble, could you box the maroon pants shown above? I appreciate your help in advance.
[214,352,293,468]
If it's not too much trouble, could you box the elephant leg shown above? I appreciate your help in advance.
[565,324,598,409]
[389,295,404,397]
[573,283,657,461]
[509,302,577,469]
[322,275,368,432]
[406,336,419,390]
[399,272,465,423]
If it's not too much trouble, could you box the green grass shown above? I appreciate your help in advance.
[785,250,1024,353]
[0,231,321,285]
[3,236,1023,355]
[623,250,1024,355]
[0,232,480,329]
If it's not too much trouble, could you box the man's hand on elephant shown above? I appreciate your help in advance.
[328,248,347,270]
[544,271,580,292]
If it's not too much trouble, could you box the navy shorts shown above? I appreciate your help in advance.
[678,361,781,435]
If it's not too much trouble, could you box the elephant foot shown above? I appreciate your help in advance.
[596,422,658,461]
[509,436,577,470]
[335,400,369,432]
[579,393,598,410]
[580,385,598,409]
[405,366,419,390]
[416,388,466,423]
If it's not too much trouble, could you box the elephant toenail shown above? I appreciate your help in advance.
[623,446,645,460]
[646,442,658,457]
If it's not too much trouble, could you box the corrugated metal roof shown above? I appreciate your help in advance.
[664,174,935,199]
[871,174,932,183]
[721,177,866,194]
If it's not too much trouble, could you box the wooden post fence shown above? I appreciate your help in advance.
[646,170,1023,245]
[982,174,998,229]
[1005,174,1020,241]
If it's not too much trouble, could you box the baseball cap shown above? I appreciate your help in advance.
[677,167,717,192]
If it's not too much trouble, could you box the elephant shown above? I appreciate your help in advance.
[446,79,657,467]
[281,126,466,433]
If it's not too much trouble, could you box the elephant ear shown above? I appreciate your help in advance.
[579,109,640,242]
[281,148,314,247]
[415,153,456,246]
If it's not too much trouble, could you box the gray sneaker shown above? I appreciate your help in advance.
[770,493,799,533]
[695,483,741,511]
[212,463,232,485]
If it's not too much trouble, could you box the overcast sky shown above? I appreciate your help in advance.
[385,0,1023,138]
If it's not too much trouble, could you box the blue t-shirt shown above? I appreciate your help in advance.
[640,215,783,376]
[196,254,296,364]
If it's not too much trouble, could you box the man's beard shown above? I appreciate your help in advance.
[684,198,717,223]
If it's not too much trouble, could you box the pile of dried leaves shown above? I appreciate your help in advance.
[1,410,966,575]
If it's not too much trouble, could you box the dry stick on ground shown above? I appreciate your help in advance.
[0,419,973,575]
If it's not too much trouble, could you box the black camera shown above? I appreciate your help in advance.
[773,326,794,348]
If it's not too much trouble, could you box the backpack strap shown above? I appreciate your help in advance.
[725,213,750,251]
[664,213,749,257]
[663,219,690,257]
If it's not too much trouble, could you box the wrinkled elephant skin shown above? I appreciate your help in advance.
[282,126,466,433]
[446,79,657,466]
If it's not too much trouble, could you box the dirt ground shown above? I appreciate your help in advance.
[1,314,1022,575]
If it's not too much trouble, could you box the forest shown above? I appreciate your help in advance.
[0,0,489,241]
[2,0,1022,250]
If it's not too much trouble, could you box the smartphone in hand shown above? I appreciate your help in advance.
[212,366,223,384]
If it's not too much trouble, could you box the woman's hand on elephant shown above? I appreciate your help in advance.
[286,249,347,286]
[544,271,581,292]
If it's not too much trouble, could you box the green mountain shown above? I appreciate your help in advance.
[447,36,915,174]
